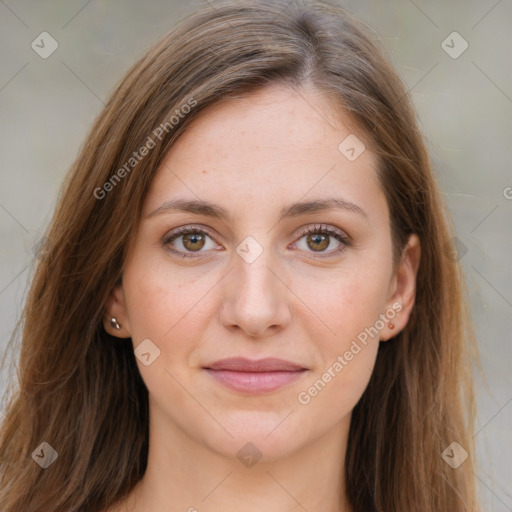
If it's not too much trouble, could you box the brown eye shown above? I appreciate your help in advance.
[305,233,330,252]
[293,224,351,258]
[162,227,218,258]
[182,232,206,251]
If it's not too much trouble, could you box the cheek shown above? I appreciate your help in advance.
[292,266,387,409]
[123,255,220,383]
[123,254,209,338]
[295,342,378,433]
[121,259,207,403]
[293,263,390,344]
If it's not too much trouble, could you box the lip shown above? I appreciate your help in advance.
[204,357,307,372]
[203,357,308,394]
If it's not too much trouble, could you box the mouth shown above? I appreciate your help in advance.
[202,357,308,394]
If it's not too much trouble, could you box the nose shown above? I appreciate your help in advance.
[219,245,292,339]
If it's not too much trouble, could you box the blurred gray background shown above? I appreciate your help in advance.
[0,0,511,509]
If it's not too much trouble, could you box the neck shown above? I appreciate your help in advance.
[121,408,353,512]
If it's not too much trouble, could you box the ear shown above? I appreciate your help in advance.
[380,234,421,341]
[102,282,132,339]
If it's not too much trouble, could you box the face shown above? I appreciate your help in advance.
[105,84,420,463]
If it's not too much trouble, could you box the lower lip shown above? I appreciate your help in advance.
[204,369,307,393]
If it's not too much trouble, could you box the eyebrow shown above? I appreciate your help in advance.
[146,197,368,222]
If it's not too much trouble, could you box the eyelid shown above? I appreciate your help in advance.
[294,223,351,243]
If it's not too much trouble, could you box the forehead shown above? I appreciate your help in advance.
[143,84,386,225]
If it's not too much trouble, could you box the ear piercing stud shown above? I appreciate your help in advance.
[110,317,121,330]
[388,322,395,329]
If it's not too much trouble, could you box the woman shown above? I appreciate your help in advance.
[0,1,480,510]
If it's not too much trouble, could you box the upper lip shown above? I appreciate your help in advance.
[203,357,307,372]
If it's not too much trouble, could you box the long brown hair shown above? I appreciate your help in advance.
[0,1,481,510]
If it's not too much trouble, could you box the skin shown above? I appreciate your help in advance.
[103,83,420,512]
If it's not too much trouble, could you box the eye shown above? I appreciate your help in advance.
[162,223,351,259]
[292,224,351,259]
[162,225,220,259]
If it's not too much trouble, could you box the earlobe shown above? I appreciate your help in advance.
[102,284,132,339]
[380,234,421,341]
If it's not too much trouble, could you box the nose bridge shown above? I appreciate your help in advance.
[236,248,278,303]
[220,234,290,337]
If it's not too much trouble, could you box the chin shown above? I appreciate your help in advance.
[200,413,308,463]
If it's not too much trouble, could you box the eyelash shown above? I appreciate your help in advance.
[162,224,351,260]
